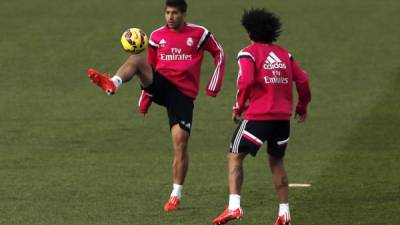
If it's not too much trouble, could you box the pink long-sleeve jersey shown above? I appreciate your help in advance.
[233,42,311,120]
[138,23,225,113]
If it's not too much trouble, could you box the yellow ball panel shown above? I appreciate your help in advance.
[120,28,148,54]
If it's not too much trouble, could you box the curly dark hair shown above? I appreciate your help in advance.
[241,8,282,43]
[166,0,187,13]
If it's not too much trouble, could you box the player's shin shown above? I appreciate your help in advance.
[227,153,246,210]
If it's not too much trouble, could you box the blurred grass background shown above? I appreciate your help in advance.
[0,0,399,224]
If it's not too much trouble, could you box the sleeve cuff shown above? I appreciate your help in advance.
[296,104,307,115]
[233,107,241,116]
[206,89,217,97]
[138,108,148,114]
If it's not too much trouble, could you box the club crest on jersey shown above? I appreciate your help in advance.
[186,37,193,46]
[263,51,287,70]
[159,38,167,47]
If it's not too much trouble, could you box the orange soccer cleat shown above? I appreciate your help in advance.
[87,68,116,95]
[212,207,243,225]
[274,215,291,225]
[163,196,180,211]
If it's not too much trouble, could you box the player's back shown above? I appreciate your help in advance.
[239,42,295,120]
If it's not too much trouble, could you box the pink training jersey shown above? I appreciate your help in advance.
[138,22,225,113]
[233,42,311,120]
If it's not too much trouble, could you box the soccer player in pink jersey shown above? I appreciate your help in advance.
[87,0,225,211]
[212,8,311,225]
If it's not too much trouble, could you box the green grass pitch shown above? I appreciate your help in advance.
[1,0,399,224]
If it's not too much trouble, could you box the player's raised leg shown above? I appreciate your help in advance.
[269,155,291,225]
[212,152,246,224]
[88,54,153,95]
[115,55,153,87]
[164,124,190,211]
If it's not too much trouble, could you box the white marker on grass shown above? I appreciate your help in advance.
[289,183,312,187]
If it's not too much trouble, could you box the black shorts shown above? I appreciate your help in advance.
[142,70,194,134]
[229,120,290,158]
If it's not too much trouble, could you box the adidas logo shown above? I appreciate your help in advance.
[263,51,287,70]
[159,39,167,47]
[180,120,191,129]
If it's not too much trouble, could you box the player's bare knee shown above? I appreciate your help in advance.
[172,133,188,152]
[227,152,246,162]
[172,128,189,142]
[125,54,142,67]
[174,139,188,153]
[127,54,141,61]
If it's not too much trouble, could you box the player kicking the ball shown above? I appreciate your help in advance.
[212,8,311,225]
[87,0,225,211]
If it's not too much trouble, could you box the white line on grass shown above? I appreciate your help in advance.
[289,183,312,187]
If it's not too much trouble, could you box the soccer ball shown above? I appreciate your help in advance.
[120,28,148,54]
